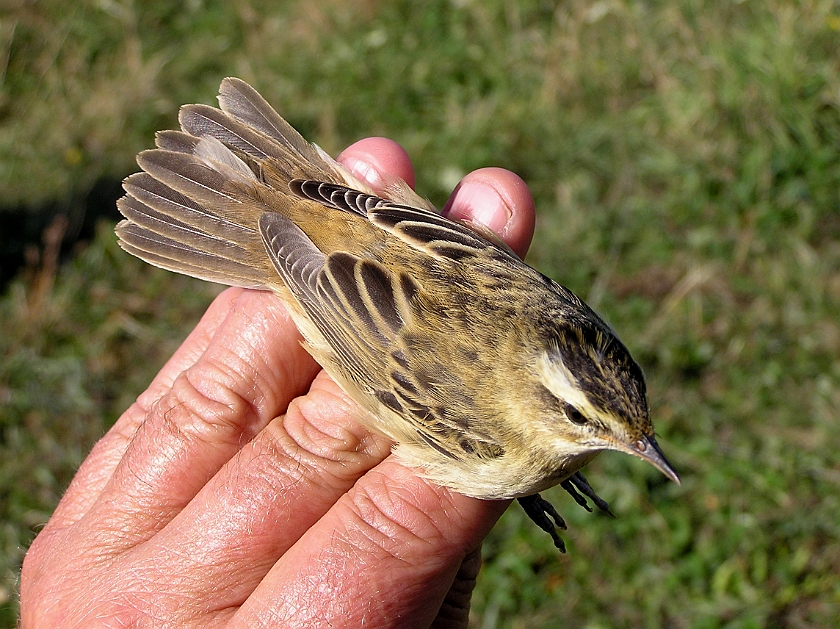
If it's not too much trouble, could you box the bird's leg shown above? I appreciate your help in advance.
[561,471,615,517]
[517,493,567,553]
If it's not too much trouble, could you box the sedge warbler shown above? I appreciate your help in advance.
[116,78,679,551]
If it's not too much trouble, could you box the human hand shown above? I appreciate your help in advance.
[20,138,536,628]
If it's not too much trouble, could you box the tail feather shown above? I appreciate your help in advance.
[118,145,278,287]
[180,103,349,187]
[218,77,325,164]
[117,194,252,262]
[155,129,200,154]
[180,104,289,162]
[136,150,251,209]
[121,172,253,241]
[116,221,271,288]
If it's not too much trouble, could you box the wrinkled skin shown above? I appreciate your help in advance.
[20,137,536,629]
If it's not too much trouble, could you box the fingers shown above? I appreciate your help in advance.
[63,290,321,544]
[52,288,252,525]
[130,372,394,613]
[431,547,483,629]
[22,373,398,629]
[443,167,535,259]
[338,137,416,190]
[231,460,509,629]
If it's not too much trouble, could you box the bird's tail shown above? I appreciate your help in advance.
[116,77,365,289]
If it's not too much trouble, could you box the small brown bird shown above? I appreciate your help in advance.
[116,77,679,551]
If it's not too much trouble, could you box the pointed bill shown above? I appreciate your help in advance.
[624,434,681,485]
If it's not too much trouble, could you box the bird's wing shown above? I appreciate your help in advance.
[259,209,506,459]
[290,179,522,263]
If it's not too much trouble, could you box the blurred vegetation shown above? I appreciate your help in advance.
[2,0,840,626]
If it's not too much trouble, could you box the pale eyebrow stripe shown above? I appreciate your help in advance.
[536,352,597,418]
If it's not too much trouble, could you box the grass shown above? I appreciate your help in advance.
[2,0,840,626]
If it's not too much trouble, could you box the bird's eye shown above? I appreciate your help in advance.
[565,403,587,425]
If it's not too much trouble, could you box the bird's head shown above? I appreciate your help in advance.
[530,291,680,485]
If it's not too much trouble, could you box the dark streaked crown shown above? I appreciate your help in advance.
[535,277,650,436]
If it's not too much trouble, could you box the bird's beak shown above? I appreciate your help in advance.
[618,434,681,485]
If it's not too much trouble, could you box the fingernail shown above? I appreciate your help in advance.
[445,180,512,236]
[341,157,381,188]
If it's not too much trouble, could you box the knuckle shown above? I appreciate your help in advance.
[151,359,262,444]
[344,476,447,564]
[263,393,390,489]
